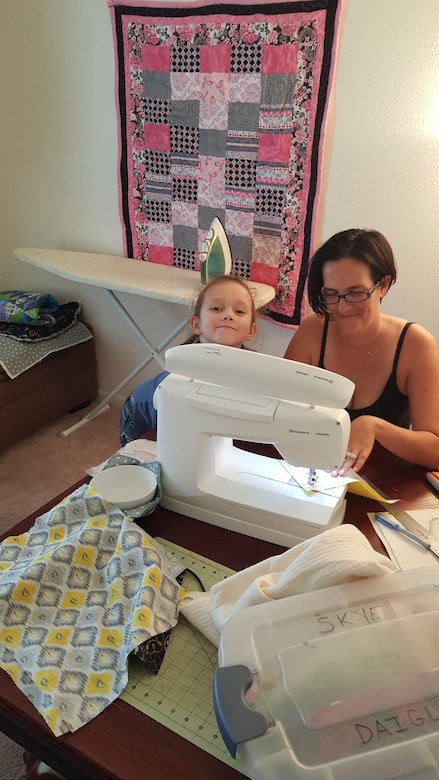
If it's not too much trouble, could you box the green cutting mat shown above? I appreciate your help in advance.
[119,538,247,774]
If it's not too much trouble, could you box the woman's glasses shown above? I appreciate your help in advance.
[320,280,381,306]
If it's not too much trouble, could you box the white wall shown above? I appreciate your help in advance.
[1,0,438,404]
[319,0,439,328]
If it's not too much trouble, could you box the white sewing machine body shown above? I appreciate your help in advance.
[155,344,354,548]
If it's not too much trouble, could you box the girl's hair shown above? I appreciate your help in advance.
[308,229,398,315]
[193,274,257,323]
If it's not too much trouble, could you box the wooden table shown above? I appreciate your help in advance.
[1,444,438,780]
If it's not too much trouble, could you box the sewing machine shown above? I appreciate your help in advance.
[155,344,355,548]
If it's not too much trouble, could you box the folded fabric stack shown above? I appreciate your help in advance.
[0,291,93,380]
[0,290,81,342]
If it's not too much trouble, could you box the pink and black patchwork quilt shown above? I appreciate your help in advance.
[109,0,340,325]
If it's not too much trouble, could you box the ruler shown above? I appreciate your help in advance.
[378,502,439,559]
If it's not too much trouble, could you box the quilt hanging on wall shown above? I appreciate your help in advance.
[109,0,340,325]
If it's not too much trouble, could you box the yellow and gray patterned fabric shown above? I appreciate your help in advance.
[0,484,184,735]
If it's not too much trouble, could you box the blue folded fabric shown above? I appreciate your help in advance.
[0,301,80,341]
[0,290,59,325]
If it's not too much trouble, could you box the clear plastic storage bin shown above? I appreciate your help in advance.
[214,568,439,780]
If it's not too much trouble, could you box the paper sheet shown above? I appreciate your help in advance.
[284,465,357,495]
[285,465,397,503]
[347,475,398,503]
[369,510,439,571]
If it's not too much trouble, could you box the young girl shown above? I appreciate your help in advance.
[119,275,257,444]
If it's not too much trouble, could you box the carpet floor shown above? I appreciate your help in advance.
[0,404,122,778]
[0,404,121,535]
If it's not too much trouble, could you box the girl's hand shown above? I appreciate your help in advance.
[333,416,377,475]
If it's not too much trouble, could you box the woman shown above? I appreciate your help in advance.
[284,229,439,474]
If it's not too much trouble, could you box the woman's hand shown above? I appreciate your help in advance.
[333,416,378,475]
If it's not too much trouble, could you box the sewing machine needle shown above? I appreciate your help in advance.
[308,468,317,487]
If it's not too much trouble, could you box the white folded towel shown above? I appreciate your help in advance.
[179,524,395,646]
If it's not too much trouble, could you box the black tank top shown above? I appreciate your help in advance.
[318,319,412,428]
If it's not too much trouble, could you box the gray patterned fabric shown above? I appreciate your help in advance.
[0,484,184,735]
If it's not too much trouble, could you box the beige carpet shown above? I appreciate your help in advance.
[0,736,26,779]
[0,404,121,778]
[0,404,121,536]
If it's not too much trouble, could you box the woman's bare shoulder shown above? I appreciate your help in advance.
[385,317,439,390]
[384,316,438,352]
[405,320,438,342]
[402,321,439,360]
[284,313,325,361]
[292,313,325,338]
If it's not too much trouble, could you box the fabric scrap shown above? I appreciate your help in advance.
[0,484,185,735]
[0,302,81,342]
[179,524,396,646]
[0,290,58,325]
[0,321,92,379]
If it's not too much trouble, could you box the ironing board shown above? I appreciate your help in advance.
[13,247,275,435]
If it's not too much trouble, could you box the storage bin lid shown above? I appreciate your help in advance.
[214,568,439,780]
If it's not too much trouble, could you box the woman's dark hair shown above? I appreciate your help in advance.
[308,229,398,315]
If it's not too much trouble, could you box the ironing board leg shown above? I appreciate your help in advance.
[61,290,187,437]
